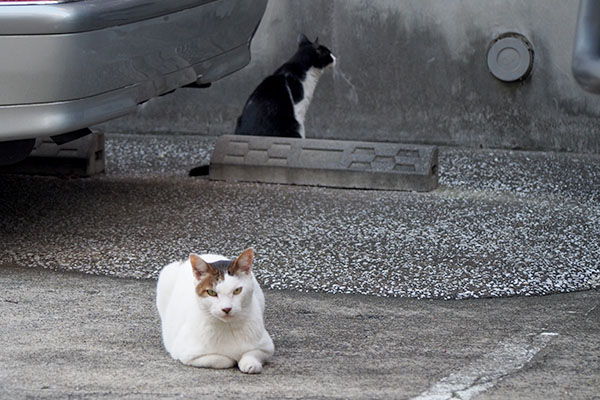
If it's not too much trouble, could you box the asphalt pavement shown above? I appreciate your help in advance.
[1,133,599,299]
[1,265,599,399]
[1,133,599,399]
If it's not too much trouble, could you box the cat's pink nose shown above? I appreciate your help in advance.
[222,307,232,314]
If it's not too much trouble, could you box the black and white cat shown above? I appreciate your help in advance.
[235,34,336,138]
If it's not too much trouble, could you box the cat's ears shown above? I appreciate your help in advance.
[190,249,254,280]
[298,33,318,47]
[229,248,254,276]
[190,253,212,281]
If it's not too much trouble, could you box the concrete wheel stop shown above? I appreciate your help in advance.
[0,131,105,177]
[209,135,439,191]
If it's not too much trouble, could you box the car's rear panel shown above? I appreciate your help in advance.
[0,0,268,140]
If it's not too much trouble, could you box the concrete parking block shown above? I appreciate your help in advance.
[0,131,104,177]
[209,135,439,191]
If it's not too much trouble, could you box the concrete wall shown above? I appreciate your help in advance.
[100,0,600,153]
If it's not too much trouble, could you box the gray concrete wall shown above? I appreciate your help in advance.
[100,0,600,153]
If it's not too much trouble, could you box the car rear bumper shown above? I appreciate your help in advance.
[0,0,217,35]
[0,44,253,141]
[0,0,267,141]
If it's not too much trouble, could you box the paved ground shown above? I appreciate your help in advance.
[1,133,599,398]
[0,265,598,399]
[1,134,598,299]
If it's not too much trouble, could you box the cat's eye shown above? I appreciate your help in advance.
[233,287,243,295]
[206,289,217,297]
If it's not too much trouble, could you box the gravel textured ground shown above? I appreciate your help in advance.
[1,133,599,299]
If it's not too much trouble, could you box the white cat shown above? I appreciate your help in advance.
[156,248,274,374]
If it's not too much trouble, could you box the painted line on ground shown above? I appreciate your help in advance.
[411,332,559,400]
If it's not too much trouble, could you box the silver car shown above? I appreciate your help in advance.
[0,0,267,164]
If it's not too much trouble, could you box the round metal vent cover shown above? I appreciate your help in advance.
[487,33,534,82]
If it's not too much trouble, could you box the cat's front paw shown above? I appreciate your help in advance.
[238,357,263,374]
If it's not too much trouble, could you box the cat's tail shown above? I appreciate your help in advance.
[189,164,209,176]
